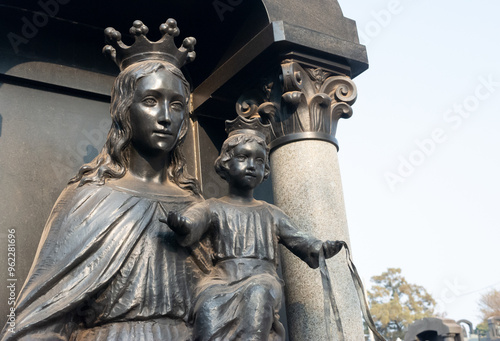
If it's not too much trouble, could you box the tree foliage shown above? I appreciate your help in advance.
[368,268,436,341]
[475,321,489,337]
[479,289,500,322]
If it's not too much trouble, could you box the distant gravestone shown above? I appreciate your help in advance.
[405,317,463,341]
[488,316,500,340]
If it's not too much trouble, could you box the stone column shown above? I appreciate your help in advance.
[237,61,363,340]
[272,140,362,341]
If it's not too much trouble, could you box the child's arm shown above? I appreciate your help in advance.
[276,210,343,269]
[164,211,193,235]
[160,201,212,247]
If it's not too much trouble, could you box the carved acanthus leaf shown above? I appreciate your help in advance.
[257,102,276,123]
[236,77,279,122]
[331,102,353,120]
[309,93,332,133]
[282,91,304,106]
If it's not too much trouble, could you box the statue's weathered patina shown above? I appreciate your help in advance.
[0,11,382,341]
[164,116,344,341]
[0,19,201,341]
[0,0,384,339]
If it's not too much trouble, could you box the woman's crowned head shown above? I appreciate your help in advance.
[70,19,199,195]
[69,61,199,195]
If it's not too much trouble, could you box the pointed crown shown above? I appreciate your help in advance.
[225,116,272,145]
[103,19,196,71]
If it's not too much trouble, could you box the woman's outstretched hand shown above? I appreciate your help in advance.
[323,240,345,259]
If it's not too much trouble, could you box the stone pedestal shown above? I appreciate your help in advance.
[271,140,363,340]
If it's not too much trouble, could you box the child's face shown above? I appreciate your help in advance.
[226,140,266,190]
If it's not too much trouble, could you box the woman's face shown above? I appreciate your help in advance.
[128,68,187,155]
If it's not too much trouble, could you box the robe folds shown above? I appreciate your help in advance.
[0,182,200,341]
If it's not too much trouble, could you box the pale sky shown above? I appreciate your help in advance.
[337,0,500,327]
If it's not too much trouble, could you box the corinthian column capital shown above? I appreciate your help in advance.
[236,60,357,151]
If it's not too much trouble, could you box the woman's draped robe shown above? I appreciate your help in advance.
[0,182,200,341]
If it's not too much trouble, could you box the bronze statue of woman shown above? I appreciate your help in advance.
[0,19,201,341]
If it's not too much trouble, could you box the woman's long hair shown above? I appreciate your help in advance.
[69,60,200,195]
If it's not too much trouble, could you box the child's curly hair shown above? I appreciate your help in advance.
[214,133,270,181]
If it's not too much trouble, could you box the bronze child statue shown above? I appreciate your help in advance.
[163,116,344,341]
